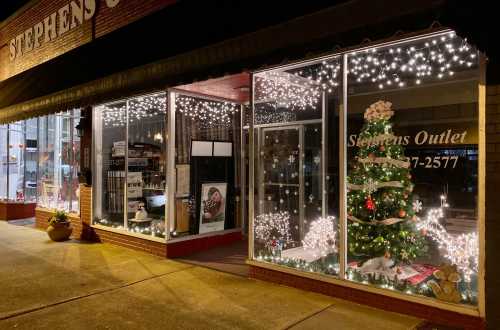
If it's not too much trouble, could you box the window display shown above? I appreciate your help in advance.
[0,120,39,203]
[169,92,241,239]
[345,32,479,305]
[93,93,167,239]
[37,110,80,212]
[251,30,481,308]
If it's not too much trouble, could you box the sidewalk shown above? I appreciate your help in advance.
[0,221,423,330]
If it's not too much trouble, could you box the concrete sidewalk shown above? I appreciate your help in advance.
[0,221,423,330]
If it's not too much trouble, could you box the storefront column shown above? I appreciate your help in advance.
[166,91,176,240]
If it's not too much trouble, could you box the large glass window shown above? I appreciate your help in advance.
[251,30,481,308]
[93,93,167,239]
[345,31,479,306]
[25,118,38,202]
[252,57,342,275]
[8,121,25,201]
[169,92,242,239]
[37,110,80,212]
[0,120,39,204]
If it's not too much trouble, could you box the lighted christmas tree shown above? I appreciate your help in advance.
[347,101,426,265]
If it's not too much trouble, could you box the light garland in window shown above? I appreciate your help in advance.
[175,95,239,128]
[101,94,166,127]
[255,71,323,111]
[254,31,477,113]
[347,31,477,89]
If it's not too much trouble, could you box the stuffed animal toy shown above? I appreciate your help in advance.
[427,264,461,303]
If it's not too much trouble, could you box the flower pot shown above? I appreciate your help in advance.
[47,222,73,242]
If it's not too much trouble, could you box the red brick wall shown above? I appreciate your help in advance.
[0,0,176,81]
[0,202,36,220]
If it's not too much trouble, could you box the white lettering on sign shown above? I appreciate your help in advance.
[9,0,120,61]
[348,129,468,147]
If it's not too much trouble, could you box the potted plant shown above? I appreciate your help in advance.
[47,210,73,241]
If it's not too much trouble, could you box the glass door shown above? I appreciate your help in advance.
[259,126,302,242]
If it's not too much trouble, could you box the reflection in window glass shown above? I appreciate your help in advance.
[25,119,38,203]
[8,121,25,201]
[93,101,127,229]
[345,31,479,306]
[252,57,342,276]
[0,126,8,200]
[38,111,80,212]
[93,93,167,239]
[0,121,39,203]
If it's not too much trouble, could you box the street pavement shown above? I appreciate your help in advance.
[0,221,423,329]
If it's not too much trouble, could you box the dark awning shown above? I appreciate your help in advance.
[0,0,496,123]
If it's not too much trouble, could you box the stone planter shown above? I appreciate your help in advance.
[47,222,73,242]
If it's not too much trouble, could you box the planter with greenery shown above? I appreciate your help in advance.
[47,210,73,241]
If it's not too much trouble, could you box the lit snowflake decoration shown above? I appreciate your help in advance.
[412,200,423,213]
[302,216,337,258]
[313,155,321,165]
[254,211,292,250]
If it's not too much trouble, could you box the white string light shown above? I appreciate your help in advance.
[347,31,477,89]
[254,31,477,112]
[254,211,293,250]
[101,94,166,127]
[255,71,323,111]
[175,95,239,128]
[302,216,337,258]
[417,208,478,283]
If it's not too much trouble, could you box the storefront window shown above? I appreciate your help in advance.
[0,120,39,203]
[25,118,38,202]
[251,30,481,307]
[252,57,342,275]
[38,110,80,212]
[345,32,479,305]
[93,93,167,239]
[8,121,25,201]
[169,92,242,239]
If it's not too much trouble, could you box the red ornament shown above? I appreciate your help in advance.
[365,196,376,211]
[398,209,406,218]
[368,152,376,159]
[379,145,385,152]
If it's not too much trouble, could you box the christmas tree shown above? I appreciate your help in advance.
[347,101,426,265]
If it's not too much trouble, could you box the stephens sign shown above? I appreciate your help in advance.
[9,0,121,62]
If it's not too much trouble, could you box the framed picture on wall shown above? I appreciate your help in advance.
[199,182,227,234]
